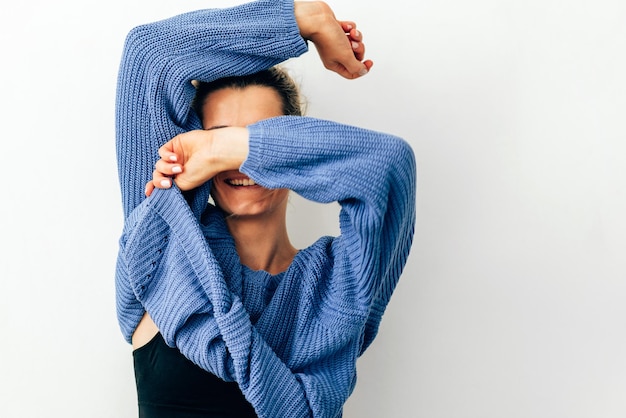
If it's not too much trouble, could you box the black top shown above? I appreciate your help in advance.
[133,333,257,418]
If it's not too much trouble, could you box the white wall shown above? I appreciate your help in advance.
[1,0,624,417]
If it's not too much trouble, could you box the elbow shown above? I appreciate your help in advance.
[125,22,153,44]
[124,25,144,50]
[387,135,417,191]
[122,23,158,59]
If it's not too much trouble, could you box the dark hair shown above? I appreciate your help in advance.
[192,66,304,122]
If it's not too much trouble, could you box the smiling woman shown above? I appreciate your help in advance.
[114,0,416,417]
[202,85,292,222]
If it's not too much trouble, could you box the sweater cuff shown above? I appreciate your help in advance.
[240,124,267,185]
[280,0,309,56]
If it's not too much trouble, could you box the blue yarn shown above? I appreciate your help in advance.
[115,1,416,416]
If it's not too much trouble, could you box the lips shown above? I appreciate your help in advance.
[225,177,257,187]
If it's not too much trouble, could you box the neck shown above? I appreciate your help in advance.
[225,211,297,275]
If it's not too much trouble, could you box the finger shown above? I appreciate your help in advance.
[342,55,370,79]
[336,57,373,80]
[145,181,155,197]
[351,40,365,61]
[334,64,363,80]
[348,28,363,42]
[341,29,370,78]
[331,40,368,79]
[159,135,186,163]
[155,159,182,176]
[347,27,366,60]
[158,145,178,163]
[339,21,356,34]
[152,169,173,189]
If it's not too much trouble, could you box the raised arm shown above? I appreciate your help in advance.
[241,116,416,351]
[115,0,309,218]
[116,0,373,217]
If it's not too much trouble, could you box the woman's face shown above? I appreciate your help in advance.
[202,85,289,217]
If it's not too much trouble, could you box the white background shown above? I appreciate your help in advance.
[1,0,625,417]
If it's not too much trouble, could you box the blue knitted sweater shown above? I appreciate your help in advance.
[114,1,416,417]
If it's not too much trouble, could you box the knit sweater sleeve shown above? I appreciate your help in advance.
[241,116,417,352]
[115,0,308,219]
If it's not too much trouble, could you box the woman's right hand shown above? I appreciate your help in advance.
[294,1,373,79]
[145,127,249,196]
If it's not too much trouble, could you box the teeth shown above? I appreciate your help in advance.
[228,178,256,186]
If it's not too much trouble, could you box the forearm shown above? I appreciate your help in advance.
[242,116,415,208]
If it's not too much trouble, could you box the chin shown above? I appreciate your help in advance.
[212,190,289,218]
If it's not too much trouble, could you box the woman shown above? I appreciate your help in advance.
[115,0,416,417]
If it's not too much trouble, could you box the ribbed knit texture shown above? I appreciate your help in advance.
[115,1,416,417]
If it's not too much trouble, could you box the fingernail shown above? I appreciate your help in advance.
[351,41,359,50]
[172,166,182,174]
[161,179,171,188]
[355,30,361,38]
[358,68,369,76]
[169,155,177,162]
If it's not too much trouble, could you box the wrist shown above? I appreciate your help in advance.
[294,1,334,40]
[210,127,249,171]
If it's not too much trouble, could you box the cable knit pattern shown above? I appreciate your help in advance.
[115,1,416,417]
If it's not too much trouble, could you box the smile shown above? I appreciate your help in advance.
[226,178,257,186]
